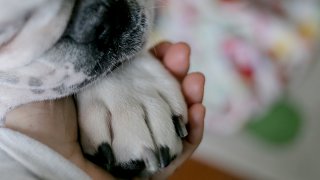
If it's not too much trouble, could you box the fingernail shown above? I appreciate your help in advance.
[172,115,188,138]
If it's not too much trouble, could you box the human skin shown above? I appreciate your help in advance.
[5,42,206,179]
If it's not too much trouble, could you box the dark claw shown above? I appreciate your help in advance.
[88,146,161,178]
[111,147,174,178]
[172,115,188,138]
[85,143,115,171]
[111,160,146,179]
[111,148,159,178]
[158,146,171,168]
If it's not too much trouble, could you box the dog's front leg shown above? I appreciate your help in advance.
[76,51,188,178]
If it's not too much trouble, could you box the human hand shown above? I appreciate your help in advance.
[5,42,205,179]
[150,42,205,179]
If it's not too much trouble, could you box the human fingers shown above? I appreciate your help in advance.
[151,42,191,81]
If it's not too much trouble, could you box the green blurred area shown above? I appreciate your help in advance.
[246,99,302,145]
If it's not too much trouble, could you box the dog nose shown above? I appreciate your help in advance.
[67,0,133,45]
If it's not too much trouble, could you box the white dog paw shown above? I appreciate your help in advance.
[76,52,187,178]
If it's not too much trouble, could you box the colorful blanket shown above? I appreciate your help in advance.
[154,0,320,134]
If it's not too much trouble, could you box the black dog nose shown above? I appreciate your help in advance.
[66,0,132,44]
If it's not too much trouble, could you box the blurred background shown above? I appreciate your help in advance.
[151,0,320,179]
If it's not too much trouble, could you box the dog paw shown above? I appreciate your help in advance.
[76,52,187,178]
